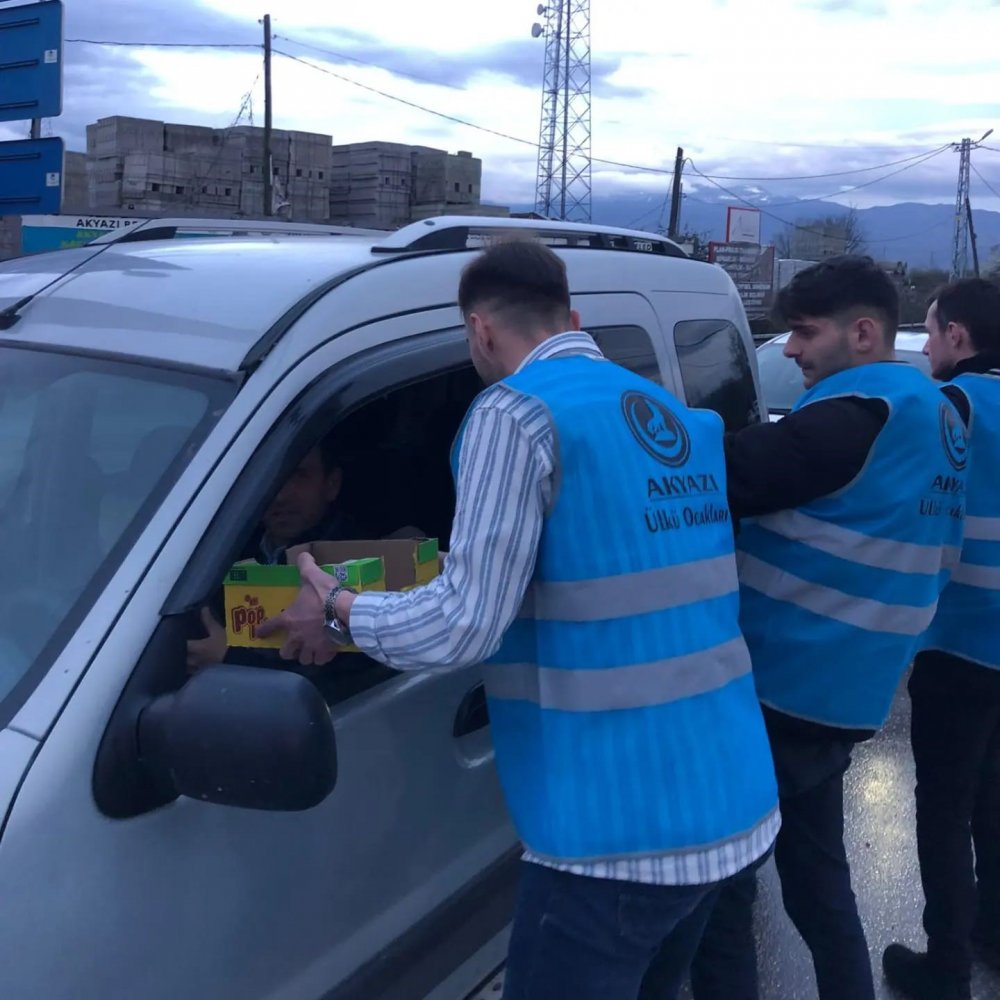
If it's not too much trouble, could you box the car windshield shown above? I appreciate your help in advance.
[0,347,233,719]
[757,339,931,414]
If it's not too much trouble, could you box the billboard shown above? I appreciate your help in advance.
[20,214,147,254]
[725,206,761,245]
[709,242,776,319]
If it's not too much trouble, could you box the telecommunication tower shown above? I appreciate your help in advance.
[531,1,592,222]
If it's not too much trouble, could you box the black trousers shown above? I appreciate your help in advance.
[910,651,1000,982]
[690,718,874,1000]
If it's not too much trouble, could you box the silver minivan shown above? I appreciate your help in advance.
[0,217,765,1000]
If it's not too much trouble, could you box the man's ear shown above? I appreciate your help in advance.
[568,308,582,332]
[947,320,972,352]
[852,316,881,355]
[469,311,495,352]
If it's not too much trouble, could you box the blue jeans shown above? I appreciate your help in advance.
[692,725,873,1000]
[503,860,723,1000]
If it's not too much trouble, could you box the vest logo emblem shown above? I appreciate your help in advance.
[621,391,691,467]
[939,402,968,471]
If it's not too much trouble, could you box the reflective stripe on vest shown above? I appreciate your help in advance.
[964,515,1000,541]
[484,636,752,711]
[518,553,738,620]
[752,507,960,576]
[738,553,939,636]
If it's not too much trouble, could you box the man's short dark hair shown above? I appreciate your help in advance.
[931,277,1000,353]
[773,254,899,342]
[458,239,571,328]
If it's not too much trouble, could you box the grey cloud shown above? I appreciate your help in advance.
[45,0,259,150]
[283,32,655,100]
[49,0,655,156]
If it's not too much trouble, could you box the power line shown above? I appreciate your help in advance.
[736,146,951,209]
[971,162,1000,202]
[273,33,458,90]
[276,48,949,191]
[274,48,676,176]
[685,159,858,240]
[66,38,260,50]
[689,145,951,183]
[60,35,968,197]
[274,49,539,148]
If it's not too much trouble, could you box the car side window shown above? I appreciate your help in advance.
[672,319,761,430]
[589,325,661,383]
[215,355,483,707]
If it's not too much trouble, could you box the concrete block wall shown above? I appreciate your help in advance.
[48,117,496,229]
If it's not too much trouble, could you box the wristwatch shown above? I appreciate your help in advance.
[323,585,356,646]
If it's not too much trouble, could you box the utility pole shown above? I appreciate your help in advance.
[951,138,972,280]
[667,147,684,241]
[262,13,273,218]
[951,128,993,279]
[966,197,980,277]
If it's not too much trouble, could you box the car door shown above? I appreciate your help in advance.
[0,314,517,1000]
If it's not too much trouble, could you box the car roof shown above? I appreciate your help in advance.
[0,217,710,373]
[762,328,928,353]
[0,236,384,372]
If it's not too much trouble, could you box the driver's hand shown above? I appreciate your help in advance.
[186,607,228,673]
[257,553,340,667]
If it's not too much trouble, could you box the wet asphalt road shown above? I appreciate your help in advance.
[474,683,1000,1000]
[711,683,1000,1000]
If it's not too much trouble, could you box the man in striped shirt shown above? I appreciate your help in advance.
[260,241,779,999]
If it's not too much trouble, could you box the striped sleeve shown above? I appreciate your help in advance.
[348,391,553,671]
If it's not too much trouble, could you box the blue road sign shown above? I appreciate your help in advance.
[0,0,63,123]
[0,136,63,215]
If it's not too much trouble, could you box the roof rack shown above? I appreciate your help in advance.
[88,217,384,245]
[372,216,688,258]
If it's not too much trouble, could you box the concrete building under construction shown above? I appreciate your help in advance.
[85,116,333,222]
[328,141,505,229]
[80,117,505,228]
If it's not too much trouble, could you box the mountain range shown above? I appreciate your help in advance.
[503,193,999,271]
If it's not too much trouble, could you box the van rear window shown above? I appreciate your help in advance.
[672,320,761,430]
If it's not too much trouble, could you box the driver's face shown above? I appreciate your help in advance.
[261,447,341,546]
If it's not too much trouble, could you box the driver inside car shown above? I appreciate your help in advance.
[186,439,362,672]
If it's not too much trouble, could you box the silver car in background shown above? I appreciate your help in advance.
[756,328,932,420]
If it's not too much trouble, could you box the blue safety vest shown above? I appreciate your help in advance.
[737,362,966,730]
[922,370,1000,668]
[453,354,778,865]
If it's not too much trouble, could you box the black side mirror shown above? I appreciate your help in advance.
[137,665,337,811]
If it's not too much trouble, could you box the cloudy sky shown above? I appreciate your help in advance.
[4,0,1000,213]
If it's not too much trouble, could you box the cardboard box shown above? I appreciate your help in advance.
[288,538,439,591]
[223,538,439,651]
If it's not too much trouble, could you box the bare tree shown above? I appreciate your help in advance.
[842,207,867,255]
[778,208,866,260]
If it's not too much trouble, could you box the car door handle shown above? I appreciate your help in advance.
[453,683,490,737]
